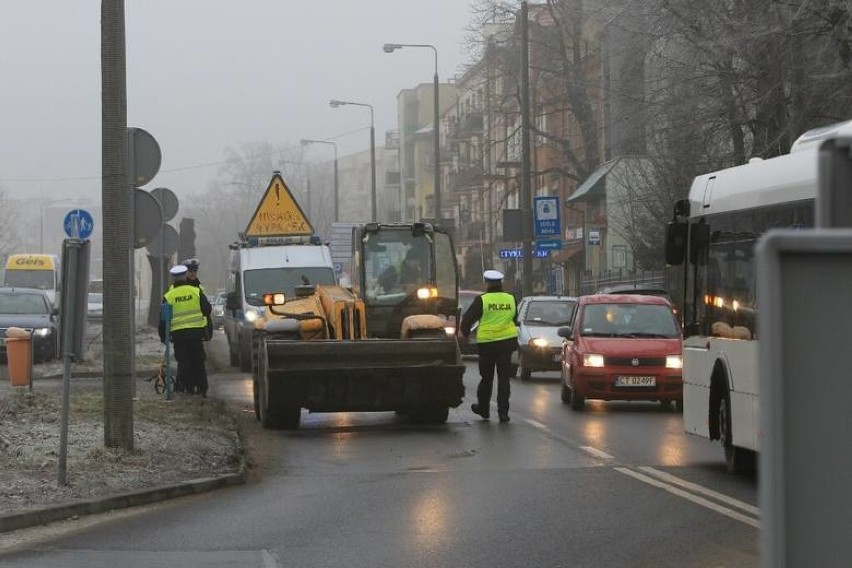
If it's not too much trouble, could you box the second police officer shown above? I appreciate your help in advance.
[159,264,212,396]
[460,269,519,423]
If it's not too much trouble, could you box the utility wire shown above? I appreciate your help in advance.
[0,126,371,183]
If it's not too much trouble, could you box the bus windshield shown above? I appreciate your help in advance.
[4,270,54,290]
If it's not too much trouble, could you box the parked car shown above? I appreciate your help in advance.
[457,289,481,356]
[211,291,226,329]
[558,294,683,410]
[511,295,578,380]
[87,292,104,321]
[0,287,59,363]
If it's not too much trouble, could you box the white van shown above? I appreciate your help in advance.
[223,238,336,371]
[4,254,61,306]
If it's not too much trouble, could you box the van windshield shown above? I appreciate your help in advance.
[580,303,679,338]
[4,270,54,290]
[243,267,336,306]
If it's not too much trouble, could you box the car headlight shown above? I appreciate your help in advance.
[33,327,52,337]
[530,337,549,348]
[582,353,605,367]
[244,309,262,323]
[666,355,683,369]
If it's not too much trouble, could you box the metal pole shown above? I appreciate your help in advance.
[519,1,533,298]
[127,131,137,398]
[370,113,377,222]
[433,66,441,222]
[306,177,312,221]
[333,147,340,223]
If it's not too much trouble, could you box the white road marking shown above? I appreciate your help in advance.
[639,466,760,517]
[523,418,613,460]
[614,467,760,529]
[579,446,614,460]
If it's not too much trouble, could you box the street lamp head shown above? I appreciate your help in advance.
[329,100,344,108]
[383,43,402,53]
[300,139,310,146]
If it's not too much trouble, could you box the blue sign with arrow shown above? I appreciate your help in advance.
[63,209,94,240]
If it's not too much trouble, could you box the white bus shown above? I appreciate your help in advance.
[664,120,851,473]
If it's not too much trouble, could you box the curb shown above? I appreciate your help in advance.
[0,468,246,534]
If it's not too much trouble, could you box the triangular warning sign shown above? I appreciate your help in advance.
[244,173,314,237]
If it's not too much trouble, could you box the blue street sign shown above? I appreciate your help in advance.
[499,248,549,259]
[63,209,94,239]
[535,239,563,250]
[533,196,561,239]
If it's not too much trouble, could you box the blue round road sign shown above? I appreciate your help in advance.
[64,209,94,239]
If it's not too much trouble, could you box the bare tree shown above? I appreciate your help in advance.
[0,187,23,260]
[180,141,308,290]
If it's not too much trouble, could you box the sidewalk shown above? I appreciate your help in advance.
[0,366,246,532]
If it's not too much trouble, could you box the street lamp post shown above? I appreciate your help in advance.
[383,43,441,223]
[329,99,377,222]
[300,139,340,223]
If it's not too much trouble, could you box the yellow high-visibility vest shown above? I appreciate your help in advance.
[164,285,206,332]
[476,291,518,343]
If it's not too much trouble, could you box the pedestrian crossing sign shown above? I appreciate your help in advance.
[244,173,314,237]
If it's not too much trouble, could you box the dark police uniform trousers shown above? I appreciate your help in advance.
[476,337,519,415]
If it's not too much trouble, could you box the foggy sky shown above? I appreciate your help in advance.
[0,0,476,204]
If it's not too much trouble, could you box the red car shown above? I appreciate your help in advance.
[557,294,683,410]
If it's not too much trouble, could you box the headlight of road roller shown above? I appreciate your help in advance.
[417,287,438,300]
[244,309,262,323]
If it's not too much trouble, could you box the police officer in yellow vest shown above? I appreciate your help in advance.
[159,264,212,396]
[460,269,519,423]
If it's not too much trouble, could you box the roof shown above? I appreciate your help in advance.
[551,243,583,263]
[579,293,672,306]
[565,159,620,203]
[520,295,578,302]
[689,147,817,217]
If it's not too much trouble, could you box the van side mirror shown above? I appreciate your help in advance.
[557,326,573,340]
[689,222,711,266]
[225,292,238,311]
[665,220,688,266]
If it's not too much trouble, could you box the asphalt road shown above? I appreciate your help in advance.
[0,336,759,567]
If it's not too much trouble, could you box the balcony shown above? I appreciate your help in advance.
[450,112,485,140]
[457,220,486,243]
[449,164,486,192]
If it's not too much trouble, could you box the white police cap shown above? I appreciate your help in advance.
[483,269,504,281]
[169,265,188,276]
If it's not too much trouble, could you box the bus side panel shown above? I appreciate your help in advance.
[683,336,715,438]
[683,335,760,452]
[723,339,759,452]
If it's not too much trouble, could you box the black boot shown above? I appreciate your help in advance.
[498,412,510,423]
[471,403,490,420]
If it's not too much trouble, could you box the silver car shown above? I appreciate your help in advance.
[511,295,578,380]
